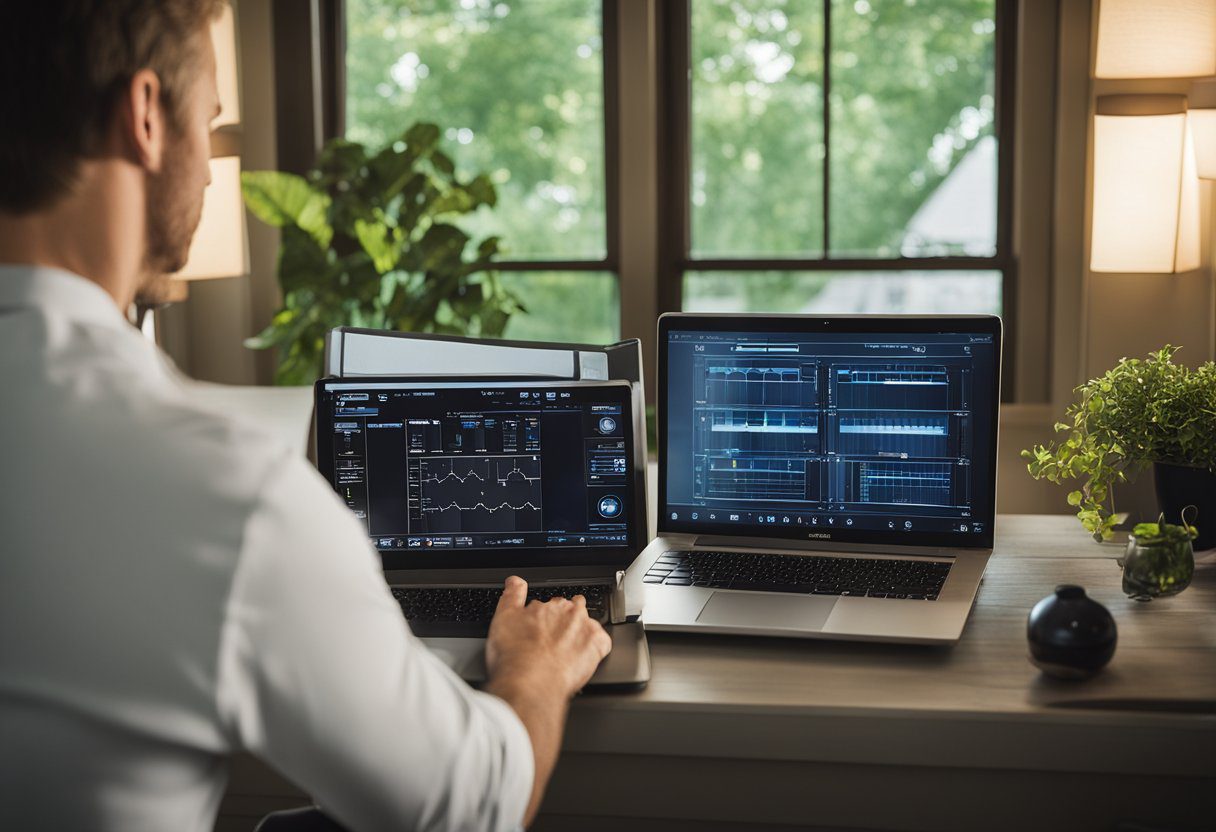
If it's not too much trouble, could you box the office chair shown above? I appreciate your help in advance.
[254,806,348,831]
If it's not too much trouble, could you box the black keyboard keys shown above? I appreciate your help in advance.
[391,584,610,638]
[645,550,951,600]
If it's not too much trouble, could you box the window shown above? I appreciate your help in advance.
[672,0,1012,320]
[344,0,618,344]
[331,0,1013,351]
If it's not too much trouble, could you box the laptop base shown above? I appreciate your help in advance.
[423,621,651,691]
[633,536,990,645]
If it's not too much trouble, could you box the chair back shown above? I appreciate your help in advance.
[254,806,348,832]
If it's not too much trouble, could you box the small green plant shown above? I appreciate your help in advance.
[1122,513,1197,599]
[1130,515,1197,547]
[1022,346,1216,541]
[241,122,523,385]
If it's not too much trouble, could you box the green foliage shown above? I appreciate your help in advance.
[826,0,996,257]
[690,0,996,261]
[1123,513,1196,598]
[242,122,523,385]
[345,0,605,261]
[343,0,999,335]
[1131,515,1197,547]
[1022,347,1216,541]
[344,0,611,345]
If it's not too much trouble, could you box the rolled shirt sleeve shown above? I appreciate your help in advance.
[215,453,534,832]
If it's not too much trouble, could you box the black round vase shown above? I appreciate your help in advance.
[1027,585,1117,680]
[1154,462,1216,551]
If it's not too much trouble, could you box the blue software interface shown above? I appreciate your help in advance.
[318,383,633,552]
[664,329,997,538]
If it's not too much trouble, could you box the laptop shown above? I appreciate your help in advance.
[634,313,1002,645]
[314,377,650,689]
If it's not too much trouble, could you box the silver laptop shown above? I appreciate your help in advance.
[634,313,1002,645]
[314,377,650,689]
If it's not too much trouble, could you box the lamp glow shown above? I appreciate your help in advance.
[174,155,249,280]
[1095,0,1216,79]
[1091,95,1200,274]
[170,4,246,281]
[1190,109,1216,179]
[212,4,240,128]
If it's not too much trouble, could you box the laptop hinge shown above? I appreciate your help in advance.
[610,570,627,625]
[690,534,985,559]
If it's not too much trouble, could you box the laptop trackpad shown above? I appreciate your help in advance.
[696,591,835,631]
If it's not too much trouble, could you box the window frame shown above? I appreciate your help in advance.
[287,0,1020,398]
[657,0,1019,396]
[297,0,624,278]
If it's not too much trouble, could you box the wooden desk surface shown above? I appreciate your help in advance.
[534,514,1216,831]
[593,515,1215,716]
[218,515,1216,832]
[566,515,1215,746]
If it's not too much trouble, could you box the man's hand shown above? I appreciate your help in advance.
[485,576,612,697]
[483,576,612,827]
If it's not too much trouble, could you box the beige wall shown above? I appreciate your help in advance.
[1050,1,1216,393]
[1056,0,1216,520]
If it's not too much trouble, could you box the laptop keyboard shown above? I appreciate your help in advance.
[392,584,610,637]
[644,550,951,600]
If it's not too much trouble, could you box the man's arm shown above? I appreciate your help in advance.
[483,577,612,826]
[216,455,548,832]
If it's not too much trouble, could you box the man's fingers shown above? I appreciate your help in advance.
[571,594,587,611]
[496,576,528,614]
[592,623,613,659]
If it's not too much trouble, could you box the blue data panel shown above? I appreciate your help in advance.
[666,325,997,539]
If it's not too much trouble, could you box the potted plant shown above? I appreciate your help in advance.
[240,122,523,385]
[1022,346,1216,548]
[1121,515,1197,601]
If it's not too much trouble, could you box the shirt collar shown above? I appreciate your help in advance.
[0,264,131,331]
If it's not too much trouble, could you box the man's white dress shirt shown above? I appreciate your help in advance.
[0,266,533,832]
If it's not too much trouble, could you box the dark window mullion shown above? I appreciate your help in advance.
[683,257,1010,272]
[602,0,622,270]
[657,0,692,314]
[822,0,832,258]
[492,260,615,272]
[995,0,1019,400]
[994,0,1017,263]
[322,0,347,140]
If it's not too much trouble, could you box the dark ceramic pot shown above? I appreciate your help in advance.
[1154,462,1216,551]
[1027,585,1117,680]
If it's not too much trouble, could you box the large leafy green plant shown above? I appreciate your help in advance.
[241,122,523,384]
[1022,346,1216,541]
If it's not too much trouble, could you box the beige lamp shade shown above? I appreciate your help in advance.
[170,3,246,282]
[1095,0,1216,79]
[174,154,250,280]
[1190,109,1216,179]
[1091,96,1201,274]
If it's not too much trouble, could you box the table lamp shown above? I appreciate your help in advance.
[1090,95,1201,274]
[1094,0,1216,80]
[1089,0,1214,275]
[1188,80,1216,180]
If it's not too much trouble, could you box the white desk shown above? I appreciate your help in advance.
[184,382,314,454]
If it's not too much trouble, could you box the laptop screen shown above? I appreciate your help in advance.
[660,316,1001,549]
[315,379,638,570]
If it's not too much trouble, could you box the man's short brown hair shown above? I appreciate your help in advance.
[0,0,226,214]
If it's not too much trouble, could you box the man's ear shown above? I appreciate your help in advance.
[120,68,166,173]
